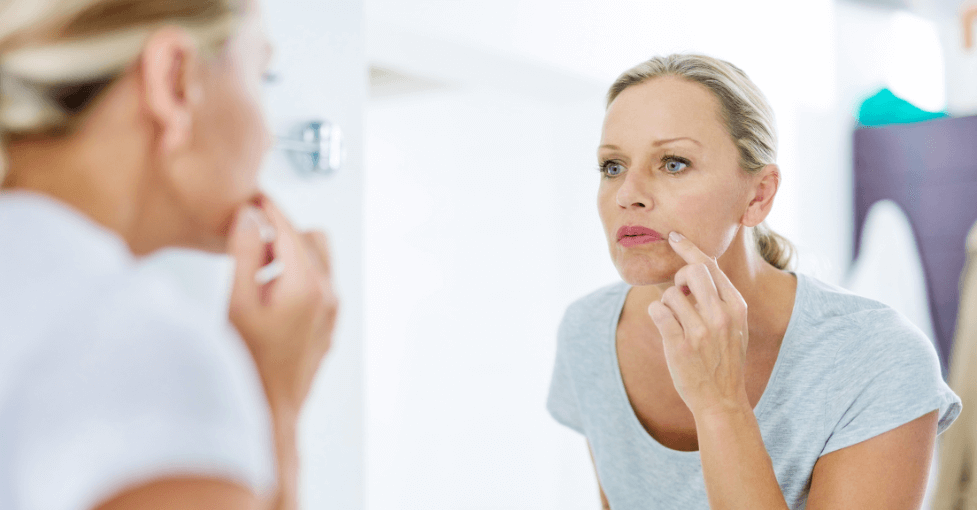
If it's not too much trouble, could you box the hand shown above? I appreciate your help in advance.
[227,196,338,420]
[647,231,750,417]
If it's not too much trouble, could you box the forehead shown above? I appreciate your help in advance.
[602,76,727,144]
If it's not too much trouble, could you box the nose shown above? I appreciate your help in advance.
[615,171,651,209]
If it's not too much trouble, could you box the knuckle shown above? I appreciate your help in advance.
[307,230,328,247]
[714,312,732,330]
[673,266,689,281]
[732,299,747,318]
[648,302,671,322]
[689,324,708,341]
[663,286,683,301]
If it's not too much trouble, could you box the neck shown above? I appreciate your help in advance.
[0,73,203,256]
[2,128,180,256]
[4,136,126,226]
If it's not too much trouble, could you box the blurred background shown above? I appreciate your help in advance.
[153,0,977,508]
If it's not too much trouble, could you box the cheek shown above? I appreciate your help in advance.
[670,187,742,258]
[184,79,268,240]
[596,181,614,232]
[207,82,267,195]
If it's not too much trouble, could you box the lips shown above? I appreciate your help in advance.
[617,225,665,247]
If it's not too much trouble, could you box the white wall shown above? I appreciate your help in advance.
[365,86,612,509]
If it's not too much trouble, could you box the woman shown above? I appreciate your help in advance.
[0,1,336,510]
[546,54,961,509]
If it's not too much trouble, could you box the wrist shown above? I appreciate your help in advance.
[691,393,753,424]
[270,409,299,510]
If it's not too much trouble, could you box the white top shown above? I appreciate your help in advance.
[0,191,276,510]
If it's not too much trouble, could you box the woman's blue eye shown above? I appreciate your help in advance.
[602,162,625,176]
[664,159,688,173]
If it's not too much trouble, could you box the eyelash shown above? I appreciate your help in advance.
[661,153,691,173]
[597,154,692,177]
[597,159,624,177]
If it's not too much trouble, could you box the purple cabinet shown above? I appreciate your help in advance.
[853,116,977,371]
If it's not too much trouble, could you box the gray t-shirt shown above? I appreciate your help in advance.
[547,273,961,509]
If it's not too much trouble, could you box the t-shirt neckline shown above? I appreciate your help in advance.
[606,272,808,456]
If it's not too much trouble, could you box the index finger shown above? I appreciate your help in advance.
[255,194,300,240]
[251,195,308,291]
[668,231,739,304]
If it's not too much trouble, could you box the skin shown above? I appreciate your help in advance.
[2,1,337,510]
[591,75,938,509]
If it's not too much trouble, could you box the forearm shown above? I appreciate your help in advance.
[269,411,300,510]
[695,406,789,510]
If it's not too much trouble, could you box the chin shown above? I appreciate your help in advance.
[612,250,684,287]
[199,237,230,254]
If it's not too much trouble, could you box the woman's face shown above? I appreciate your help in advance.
[172,0,273,251]
[597,76,755,286]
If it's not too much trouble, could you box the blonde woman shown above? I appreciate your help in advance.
[546,54,961,509]
[0,1,336,510]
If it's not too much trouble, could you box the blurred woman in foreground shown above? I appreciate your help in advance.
[0,1,337,509]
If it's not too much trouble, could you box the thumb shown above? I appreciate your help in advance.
[228,206,267,312]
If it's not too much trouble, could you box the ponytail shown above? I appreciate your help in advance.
[754,222,794,270]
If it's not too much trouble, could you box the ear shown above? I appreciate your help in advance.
[741,164,780,227]
[139,27,205,154]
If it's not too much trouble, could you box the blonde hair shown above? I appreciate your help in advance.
[607,54,794,270]
[0,0,246,182]
[932,222,977,510]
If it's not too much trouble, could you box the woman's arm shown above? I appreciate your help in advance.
[652,233,938,509]
[268,410,300,510]
[693,404,789,510]
[92,412,299,510]
[694,406,937,510]
[94,479,263,510]
[806,411,937,509]
[648,232,788,509]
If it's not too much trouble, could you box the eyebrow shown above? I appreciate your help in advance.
[599,137,702,151]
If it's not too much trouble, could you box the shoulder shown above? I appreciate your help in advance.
[559,281,629,335]
[17,266,264,423]
[3,268,277,509]
[796,273,933,358]
[795,275,949,416]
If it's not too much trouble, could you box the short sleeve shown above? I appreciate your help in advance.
[821,310,962,456]
[546,310,585,434]
[4,278,276,510]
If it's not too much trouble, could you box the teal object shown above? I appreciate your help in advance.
[857,88,948,127]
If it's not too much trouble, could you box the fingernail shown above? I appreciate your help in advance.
[238,207,259,233]
[669,231,684,243]
[246,206,276,243]
[255,260,284,285]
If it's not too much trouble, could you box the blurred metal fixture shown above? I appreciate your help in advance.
[276,120,343,176]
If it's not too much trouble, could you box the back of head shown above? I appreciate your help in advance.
[0,0,244,182]
[607,54,794,270]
